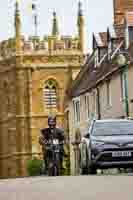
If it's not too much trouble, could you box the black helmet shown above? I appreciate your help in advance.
[48,115,56,127]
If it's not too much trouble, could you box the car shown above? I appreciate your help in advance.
[79,119,133,174]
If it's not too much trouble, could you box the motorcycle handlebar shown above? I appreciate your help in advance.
[43,140,65,145]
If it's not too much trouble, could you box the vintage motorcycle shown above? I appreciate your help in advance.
[45,139,63,176]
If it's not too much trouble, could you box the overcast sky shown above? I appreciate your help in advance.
[2,0,113,51]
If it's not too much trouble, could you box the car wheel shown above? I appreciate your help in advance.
[88,165,97,175]
[79,142,88,175]
[81,167,88,175]
[88,148,97,175]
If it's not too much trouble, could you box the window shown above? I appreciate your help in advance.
[106,80,111,106]
[85,95,90,119]
[93,91,96,114]
[108,41,112,60]
[92,121,133,136]
[125,25,129,49]
[44,79,57,109]
[73,98,80,123]
[94,49,99,67]
[128,27,133,45]
[91,91,97,118]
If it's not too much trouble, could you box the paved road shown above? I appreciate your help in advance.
[0,176,132,200]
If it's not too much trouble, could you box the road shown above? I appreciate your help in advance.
[0,175,132,200]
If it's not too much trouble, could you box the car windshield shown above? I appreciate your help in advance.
[92,121,133,136]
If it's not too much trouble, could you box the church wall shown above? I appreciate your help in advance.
[30,65,73,155]
[0,0,85,177]
[0,63,18,178]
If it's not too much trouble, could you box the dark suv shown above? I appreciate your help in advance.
[80,119,133,174]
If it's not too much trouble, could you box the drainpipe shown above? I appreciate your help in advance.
[116,53,129,118]
[123,66,129,118]
[96,87,101,120]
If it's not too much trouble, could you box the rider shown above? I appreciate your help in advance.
[39,115,65,174]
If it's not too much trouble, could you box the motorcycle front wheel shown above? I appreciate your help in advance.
[53,165,59,176]
[48,163,59,176]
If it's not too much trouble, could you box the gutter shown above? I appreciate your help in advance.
[96,87,101,120]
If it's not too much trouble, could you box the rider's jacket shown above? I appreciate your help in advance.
[39,128,65,160]
[39,127,65,145]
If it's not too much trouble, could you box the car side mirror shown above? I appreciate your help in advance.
[84,133,90,139]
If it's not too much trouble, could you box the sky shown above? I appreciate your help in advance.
[2,0,113,51]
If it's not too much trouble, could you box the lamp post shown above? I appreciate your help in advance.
[117,53,129,118]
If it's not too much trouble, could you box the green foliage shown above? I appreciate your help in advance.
[62,144,71,176]
[75,128,81,142]
[27,157,43,176]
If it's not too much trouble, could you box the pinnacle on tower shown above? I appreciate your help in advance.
[15,0,21,52]
[52,11,59,36]
[77,1,83,26]
[15,1,19,12]
[77,1,85,52]
[78,1,83,17]
[15,1,20,29]
[77,1,84,29]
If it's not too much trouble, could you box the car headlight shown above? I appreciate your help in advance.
[126,143,133,147]
[91,140,105,147]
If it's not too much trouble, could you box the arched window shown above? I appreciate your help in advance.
[43,79,57,109]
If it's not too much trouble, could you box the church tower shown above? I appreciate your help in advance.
[0,2,85,178]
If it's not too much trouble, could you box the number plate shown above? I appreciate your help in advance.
[112,151,132,157]
[55,150,60,153]
[53,139,59,145]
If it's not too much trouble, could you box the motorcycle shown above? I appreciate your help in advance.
[45,139,63,176]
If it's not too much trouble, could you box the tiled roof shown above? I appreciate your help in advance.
[94,33,103,47]
[67,53,94,95]
[94,32,108,47]
[69,44,132,98]
[99,32,108,47]
[69,58,117,98]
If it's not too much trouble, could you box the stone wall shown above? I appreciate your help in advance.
[0,50,84,178]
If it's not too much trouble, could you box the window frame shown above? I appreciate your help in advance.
[43,79,58,109]
[94,49,99,68]
[106,80,112,107]
[73,97,80,124]
[84,94,90,120]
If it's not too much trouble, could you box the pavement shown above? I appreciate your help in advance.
[0,175,133,200]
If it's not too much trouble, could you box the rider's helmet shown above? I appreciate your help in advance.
[48,115,56,128]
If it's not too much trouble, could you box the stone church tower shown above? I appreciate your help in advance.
[0,2,85,178]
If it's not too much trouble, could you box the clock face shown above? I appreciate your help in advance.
[117,54,127,66]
